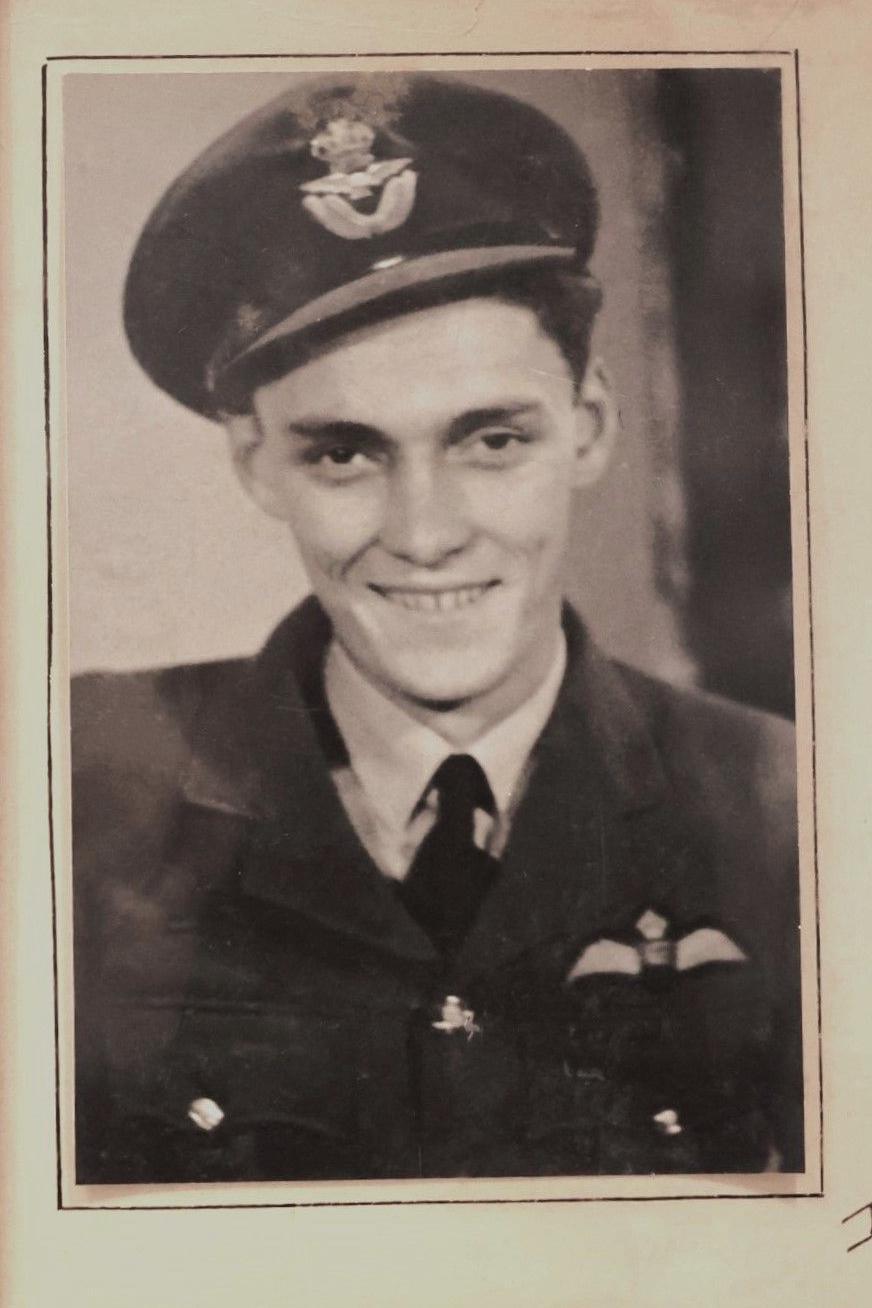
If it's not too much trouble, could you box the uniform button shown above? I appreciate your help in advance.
[652,1108,682,1136]
[430,995,480,1039]
[187,1097,225,1131]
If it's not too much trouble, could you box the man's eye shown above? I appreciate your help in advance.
[306,446,380,480]
[325,445,358,464]
[479,431,516,451]
[463,429,531,463]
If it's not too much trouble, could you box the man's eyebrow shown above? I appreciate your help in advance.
[283,402,545,443]
[284,418,384,444]
[448,403,545,440]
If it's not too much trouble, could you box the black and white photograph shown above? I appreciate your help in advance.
[53,60,815,1198]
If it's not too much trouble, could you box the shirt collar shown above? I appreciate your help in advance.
[325,634,567,835]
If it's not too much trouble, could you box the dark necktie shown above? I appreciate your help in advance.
[396,753,501,958]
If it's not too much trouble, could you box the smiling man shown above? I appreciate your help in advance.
[228,295,612,727]
[71,73,804,1184]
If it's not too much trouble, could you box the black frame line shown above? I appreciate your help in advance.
[43,49,795,60]
[42,48,821,1213]
[793,45,824,1201]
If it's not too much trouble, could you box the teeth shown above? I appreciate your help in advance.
[377,585,491,612]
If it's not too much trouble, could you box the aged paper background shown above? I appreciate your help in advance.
[2,0,871,1304]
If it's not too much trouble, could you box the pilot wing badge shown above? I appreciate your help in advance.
[566,908,748,981]
[300,117,417,240]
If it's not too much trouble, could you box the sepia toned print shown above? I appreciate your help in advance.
[63,66,808,1191]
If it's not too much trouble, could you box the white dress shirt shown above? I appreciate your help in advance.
[324,636,567,880]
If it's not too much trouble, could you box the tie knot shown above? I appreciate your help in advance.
[428,753,495,822]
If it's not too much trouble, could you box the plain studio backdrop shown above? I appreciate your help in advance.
[62,67,792,718]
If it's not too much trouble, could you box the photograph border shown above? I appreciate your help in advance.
[44,47,822,1212]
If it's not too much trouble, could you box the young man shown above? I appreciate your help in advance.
[72,73,803,1183]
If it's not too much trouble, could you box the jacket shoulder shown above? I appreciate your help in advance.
[71,657,251,778]
[70,658,257,900]
[618,664,797,866]
[620,661,795,779]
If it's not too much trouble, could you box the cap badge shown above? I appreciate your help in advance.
[565,910,748,981]
[300,117,417,241]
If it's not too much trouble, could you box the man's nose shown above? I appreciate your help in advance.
[379,462,472,566]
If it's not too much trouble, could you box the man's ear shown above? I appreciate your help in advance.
[571,358,619,489]
[223,412,289,521]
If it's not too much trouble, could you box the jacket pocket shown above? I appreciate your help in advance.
[94,999,369,1182]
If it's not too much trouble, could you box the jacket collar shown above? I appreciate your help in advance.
[323,630,568,834]
[175,598,673,968]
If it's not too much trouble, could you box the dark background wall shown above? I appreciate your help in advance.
[656,69,793,717]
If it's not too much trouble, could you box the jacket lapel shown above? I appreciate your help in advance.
[454,612,694,982]
[174,598,438,964]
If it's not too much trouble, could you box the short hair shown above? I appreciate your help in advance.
[215,266,603,415]
[484,266,603,389]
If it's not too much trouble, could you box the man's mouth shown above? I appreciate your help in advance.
[368,582,499,613]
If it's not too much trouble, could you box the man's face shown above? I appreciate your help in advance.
[230,297,613,712]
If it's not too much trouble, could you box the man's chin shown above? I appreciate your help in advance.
[362,658,507,713]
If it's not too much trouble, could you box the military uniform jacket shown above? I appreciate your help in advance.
[72,600,803,1183]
